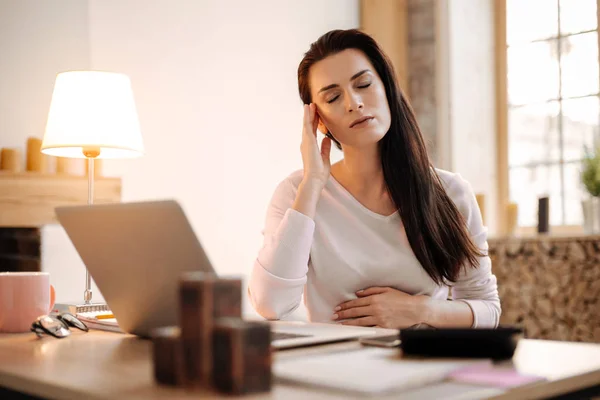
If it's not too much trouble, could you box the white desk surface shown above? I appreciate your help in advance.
[0,323,599,400]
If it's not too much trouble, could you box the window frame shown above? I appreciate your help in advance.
[496,0,600,235]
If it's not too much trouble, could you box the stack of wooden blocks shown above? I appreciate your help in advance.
[0,228,41,272]
[151,272,272,395]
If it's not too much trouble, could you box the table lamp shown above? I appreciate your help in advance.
[41,71,144,313]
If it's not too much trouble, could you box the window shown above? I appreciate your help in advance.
[506,0,599,227]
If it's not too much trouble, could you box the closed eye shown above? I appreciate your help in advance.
[326,83,371,104]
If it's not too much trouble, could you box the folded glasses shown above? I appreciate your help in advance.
[31,313,89,339]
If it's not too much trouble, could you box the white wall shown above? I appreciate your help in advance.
[88,0,353,276]
[0,0,90,146]
[444,0,497,233]
[88,0,355,317]
[0,0,355,313]
[0,0,356,312]
[0,0,106,302]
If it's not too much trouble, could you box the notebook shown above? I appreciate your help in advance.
[273,347,491,395]
[76,311,123,333]
[448,365,546,388]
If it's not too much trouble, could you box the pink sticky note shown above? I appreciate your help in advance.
[449,366,545,388]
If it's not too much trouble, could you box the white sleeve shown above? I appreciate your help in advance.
[248,178,315,320]
[446,173,502,328]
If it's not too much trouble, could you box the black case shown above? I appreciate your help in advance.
[400,326,523,360]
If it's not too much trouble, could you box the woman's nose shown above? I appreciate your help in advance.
[345,92,364,113]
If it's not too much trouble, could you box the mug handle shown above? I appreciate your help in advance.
[49,284,56,313]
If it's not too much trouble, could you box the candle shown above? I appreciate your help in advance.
[506,202,518,236]
[476,194,485,225]
[0,148,22,172]
[538,197,550,234]
[26,137,49,173]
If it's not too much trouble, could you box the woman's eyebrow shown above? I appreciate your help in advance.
[317,69,371,94]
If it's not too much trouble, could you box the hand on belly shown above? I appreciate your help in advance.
[331,286,430,329]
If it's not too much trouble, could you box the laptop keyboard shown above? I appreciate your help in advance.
[272,332,312,341]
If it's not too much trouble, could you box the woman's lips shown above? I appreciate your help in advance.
[350,116,374,128]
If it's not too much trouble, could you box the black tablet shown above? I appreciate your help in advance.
[400,326,524,360]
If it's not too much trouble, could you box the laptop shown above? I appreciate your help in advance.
[55,200,376,349]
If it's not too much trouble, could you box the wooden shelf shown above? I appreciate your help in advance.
[0,172,122,227]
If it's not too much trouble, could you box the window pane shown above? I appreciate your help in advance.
[564,162,585,225]
[560,0,597,35]
[560,33,599,98]
[510,165,562,227]
[509,102,560,166]
[562,96,600,162]
[508,41,560,105]
[507,0,558,45]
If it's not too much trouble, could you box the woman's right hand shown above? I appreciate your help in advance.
[301,103,332,187]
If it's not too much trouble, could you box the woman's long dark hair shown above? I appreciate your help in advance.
[297,29,483,285]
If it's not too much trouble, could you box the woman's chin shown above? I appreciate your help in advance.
[352,130,387,147]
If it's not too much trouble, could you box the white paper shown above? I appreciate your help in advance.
[274,347,490,395]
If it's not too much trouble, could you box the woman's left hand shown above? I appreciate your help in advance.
[332,287,430,329]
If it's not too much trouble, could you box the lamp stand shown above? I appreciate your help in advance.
[53,149,110,315]
[83,149,98,304]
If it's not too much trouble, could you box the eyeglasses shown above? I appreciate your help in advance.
[31,313,89,339]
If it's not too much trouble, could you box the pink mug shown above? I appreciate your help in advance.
[0,272,56,333]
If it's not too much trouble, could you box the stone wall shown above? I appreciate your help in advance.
[489,235,600,343]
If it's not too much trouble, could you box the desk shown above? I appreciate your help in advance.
[0,327,599,400]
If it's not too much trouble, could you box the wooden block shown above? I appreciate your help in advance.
[0,229,41,272]
[179,272,242,387]
[212,318,271,395]
[0,228,41,257]
[151,326,185,386]
[0,148,22,172]
[0,254,40,272]
[26,138,49,173]
[0,228,40,240]
[0,238,40,257]
[213,278,243,318]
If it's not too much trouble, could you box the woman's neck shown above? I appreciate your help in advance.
[333,145,387,196]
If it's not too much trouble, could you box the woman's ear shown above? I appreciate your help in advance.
[317,119,328,135]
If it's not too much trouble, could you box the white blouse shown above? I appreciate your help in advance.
[248,168,501,328]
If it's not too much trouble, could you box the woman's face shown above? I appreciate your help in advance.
[309,49,391,149]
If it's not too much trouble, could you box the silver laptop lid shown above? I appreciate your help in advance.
[55,200,215,336]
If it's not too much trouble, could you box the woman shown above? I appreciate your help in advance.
[248,29,500,329]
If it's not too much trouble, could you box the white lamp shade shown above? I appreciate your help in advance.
[41,71,144,159]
